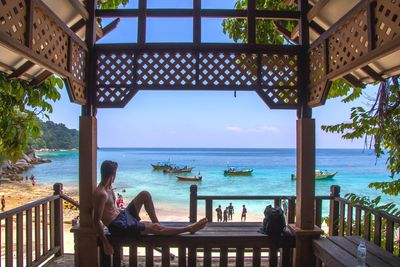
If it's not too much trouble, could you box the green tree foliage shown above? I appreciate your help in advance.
[0,72,62,161]
[224,0,400,214]
[30,120,79,150]
[98,0,129,9]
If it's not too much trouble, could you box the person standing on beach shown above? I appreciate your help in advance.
[241,205,247,222]
[93,160,208,256]
[215,205,222,222]
[223,207,228,222]
[1,195,5,211]
[281,199,288,223]
[228,203,234,220]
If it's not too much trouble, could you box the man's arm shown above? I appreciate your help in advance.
[93,190,114,255]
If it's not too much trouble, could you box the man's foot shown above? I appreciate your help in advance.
[189,217,208,233]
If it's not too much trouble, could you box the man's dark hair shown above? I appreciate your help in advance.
[101,160,118,182]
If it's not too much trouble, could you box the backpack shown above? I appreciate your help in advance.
[260,205,286,237]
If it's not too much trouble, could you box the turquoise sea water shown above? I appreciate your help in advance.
[29,148,398,218]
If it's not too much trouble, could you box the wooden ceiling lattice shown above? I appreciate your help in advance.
[95,49,298,108]
[0,0,88,105]
[0,0,26,45]
[308,0,400,107]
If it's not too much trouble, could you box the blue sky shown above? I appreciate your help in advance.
[48,0,376,149]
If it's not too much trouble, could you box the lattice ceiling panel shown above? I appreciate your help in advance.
[375,0,400,48]
[96,50,300,108]
[199,52,257,86]
[97,53,135,85]
[0,0,26,45]
[71,41,86,82]
[261,54,297,87]
[328,9,368,73]
[32,7,69,71]
[137,52,196,86]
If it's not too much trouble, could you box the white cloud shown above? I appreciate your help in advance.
[225,125,279,133]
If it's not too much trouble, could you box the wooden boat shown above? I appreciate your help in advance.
[291,170,337,180]
[163,165,194,173]
[176,175,202,181]
[151,161,173,170]
[224,167,253,176]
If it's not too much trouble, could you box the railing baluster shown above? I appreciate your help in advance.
[236,247,244,267]
[129,245,137,266]
[315,198,322,228]
[282,247,291,267]
[385,220,394,253]
[374,214,382,246]
[339,201,345,236]
[49,201,55,249]
[220,247,228,267]
[346,204,353,236]
[274,198,279,207]
[178,246,186,267]
[354,207,361,236]
[203,247,212,267]
[112,245,122,267]
[26,209,33,266]
[252,247,261,267]
[188,246,196,267]
[162,246,170,267]
[42,202,48,253]
[5,216,13,267]
[17,212,24,267]
[35,205,41,260]
[363,212,371,241]
[269,247,278,267]
[146,246,154,267]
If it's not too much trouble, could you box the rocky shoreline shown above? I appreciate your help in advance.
[0,152,51,182]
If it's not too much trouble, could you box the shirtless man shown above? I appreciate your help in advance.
[93,160,208,255]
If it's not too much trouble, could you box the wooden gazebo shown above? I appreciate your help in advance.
[1,0,400,266]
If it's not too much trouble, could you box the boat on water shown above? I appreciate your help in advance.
[151,161,173,170]
[163,165,194,173]
[224,166,253,176]
[291,170,337,180]
[176,175,202,181]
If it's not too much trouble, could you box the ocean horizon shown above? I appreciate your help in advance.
[29,147,398,219]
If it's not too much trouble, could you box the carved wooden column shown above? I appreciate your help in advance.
[288,0,322,266]
[74,0,98,266]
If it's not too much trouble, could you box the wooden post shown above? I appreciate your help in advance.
[328,185,340,236]
[205,199,213,222]
[288,197,296,224]
[190,185,198,222]
[53,183,64,256]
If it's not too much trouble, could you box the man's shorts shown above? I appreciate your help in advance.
[108,204,146,237]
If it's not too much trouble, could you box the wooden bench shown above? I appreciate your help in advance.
[313,236,400,267]
[100,222,295,267]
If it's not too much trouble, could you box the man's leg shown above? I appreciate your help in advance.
[129,191,159,223]
[143,218,208,235]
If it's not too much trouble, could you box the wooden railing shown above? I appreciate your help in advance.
[189,184,333,230]
[330,190,400,256]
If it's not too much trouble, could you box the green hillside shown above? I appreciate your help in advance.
[31,120,79,150]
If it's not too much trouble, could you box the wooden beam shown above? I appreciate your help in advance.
[309,21,325,35]
[67,0,89,20]
[343,74,365,88]
[8,61,34,79]
[30,71,52,87]
[97,18,120,41]
[70,19,86,33]
[307,0,330,21]
[361,66,384,82]
[95,8,301,20]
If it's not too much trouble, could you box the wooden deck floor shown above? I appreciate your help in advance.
[45,253,273,267]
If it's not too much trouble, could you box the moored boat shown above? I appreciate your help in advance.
[224,166,253,176]
[151,161,173,170]
[163,165,194,173]
[291,170,337,180]
[176,175,202,181]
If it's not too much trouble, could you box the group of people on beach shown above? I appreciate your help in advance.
[25,175,36,186]
[215,203,247,222]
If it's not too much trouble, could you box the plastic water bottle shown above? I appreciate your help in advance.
[357,240,367,267]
